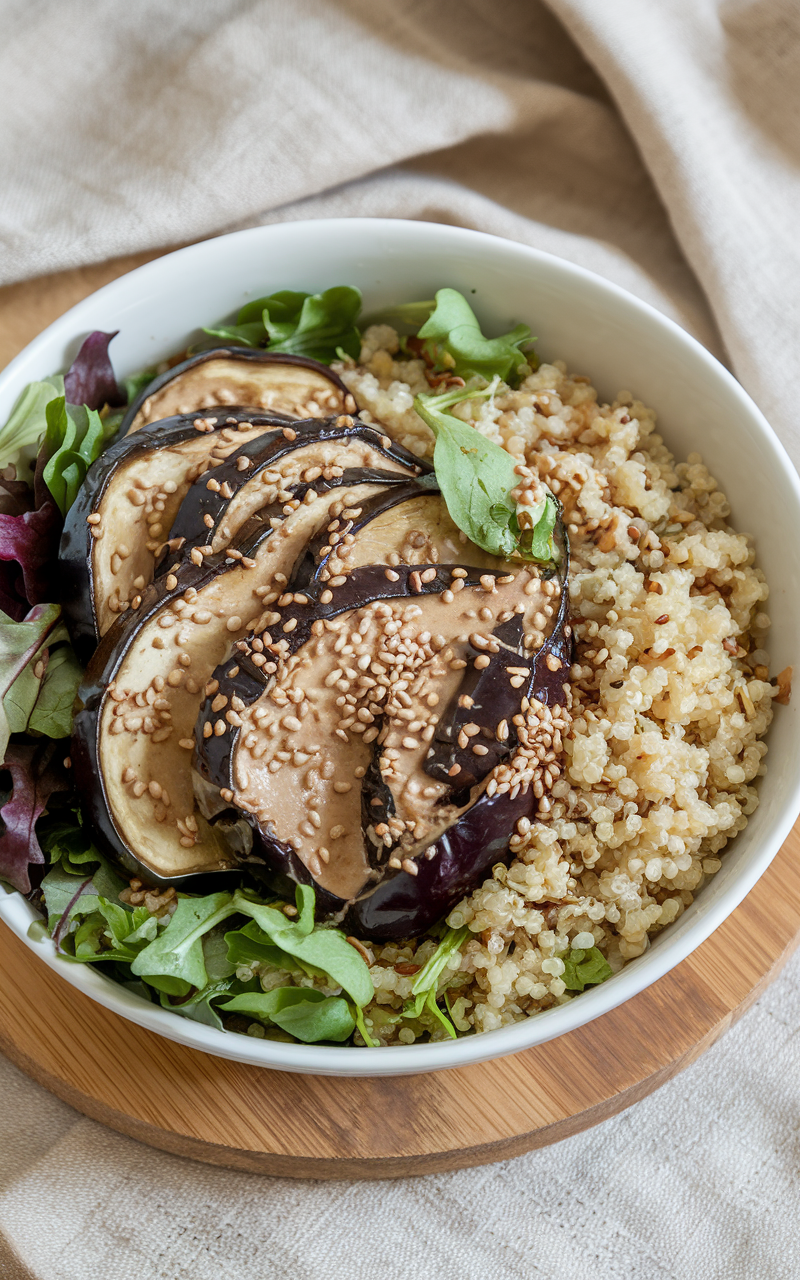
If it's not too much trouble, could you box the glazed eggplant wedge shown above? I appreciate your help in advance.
[59,408,285,657]
[193,503,571,940]
[71,477,437,884]
[60,409,423,661]
[120,349,355,434]
[160,413,425,565]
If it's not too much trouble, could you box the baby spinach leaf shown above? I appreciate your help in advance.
[225,917,323,979]
[0,603,61,761]
[364,299,435,332]
[273,996,355,1043]
[416,289,532,386]
[204,286,362,364]
[560,946,613,992]
[27,641,83,738]
[414,385,558,564]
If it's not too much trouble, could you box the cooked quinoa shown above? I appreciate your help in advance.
[295,324,775,1045]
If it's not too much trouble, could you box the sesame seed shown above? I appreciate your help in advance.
[226,615,242,631]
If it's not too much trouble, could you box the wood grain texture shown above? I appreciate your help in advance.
[1,252,799,1179]
[2,820,799,1179]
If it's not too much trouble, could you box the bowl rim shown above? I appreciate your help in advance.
[2,215,800,1077]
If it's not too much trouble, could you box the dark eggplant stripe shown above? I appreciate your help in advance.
[162,411,429,556]
[117,348,354,439]
[59,407,293,661]
[288,481,440,591]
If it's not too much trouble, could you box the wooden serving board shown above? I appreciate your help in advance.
[1,819,799,1179]
[1,255,799,1179]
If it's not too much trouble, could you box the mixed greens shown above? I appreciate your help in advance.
[0,285,611,1047]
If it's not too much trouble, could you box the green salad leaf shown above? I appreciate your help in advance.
[1,613,83,745]
[41,397,116,515]
[414,384,558,564]
[124,366,160,405]
[220,987,356,1044]
[130,891,236,989]
[416,288,532,386]
[0,602,62,761]
[400,925,469,1037]
[560,945,613,992]
[204,286,362,364]
[0,377,64,484]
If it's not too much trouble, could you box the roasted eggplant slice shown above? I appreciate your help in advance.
[160,413,425,562]
[71,482,440,885]
[194,525,571,939]
[120,350,355,435]
[59,408,290,658]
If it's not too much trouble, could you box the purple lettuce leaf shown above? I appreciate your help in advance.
[63,331,125,411]
[0,740,69,893]
[0,501,62,619]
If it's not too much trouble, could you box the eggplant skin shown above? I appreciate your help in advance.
[118,349,355,438]
[345,788,534,940]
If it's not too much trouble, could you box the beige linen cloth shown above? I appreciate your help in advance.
[2,2,800,1276]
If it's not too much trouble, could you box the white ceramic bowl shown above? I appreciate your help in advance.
[2,219,799,1077]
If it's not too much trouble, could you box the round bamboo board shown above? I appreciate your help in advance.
[1,820,799,1179]
[1,257,799,1180]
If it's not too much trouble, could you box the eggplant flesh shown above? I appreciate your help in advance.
[59,409,291,657]
[121,350,355,435]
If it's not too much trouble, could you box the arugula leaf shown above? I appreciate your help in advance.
[204,286,362,364]
[221,987,356,1044]
[130,892,238,989]
[63,332,125,411]
[123,366,160,405]
[41,397,116,516]
[560,945,613,992]
[0,378,64,484]
[161,978,239,1030]
[414,385,558,564]
[231,889,373,1006]
[416,289,532,386]
[406,925,469,1015]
